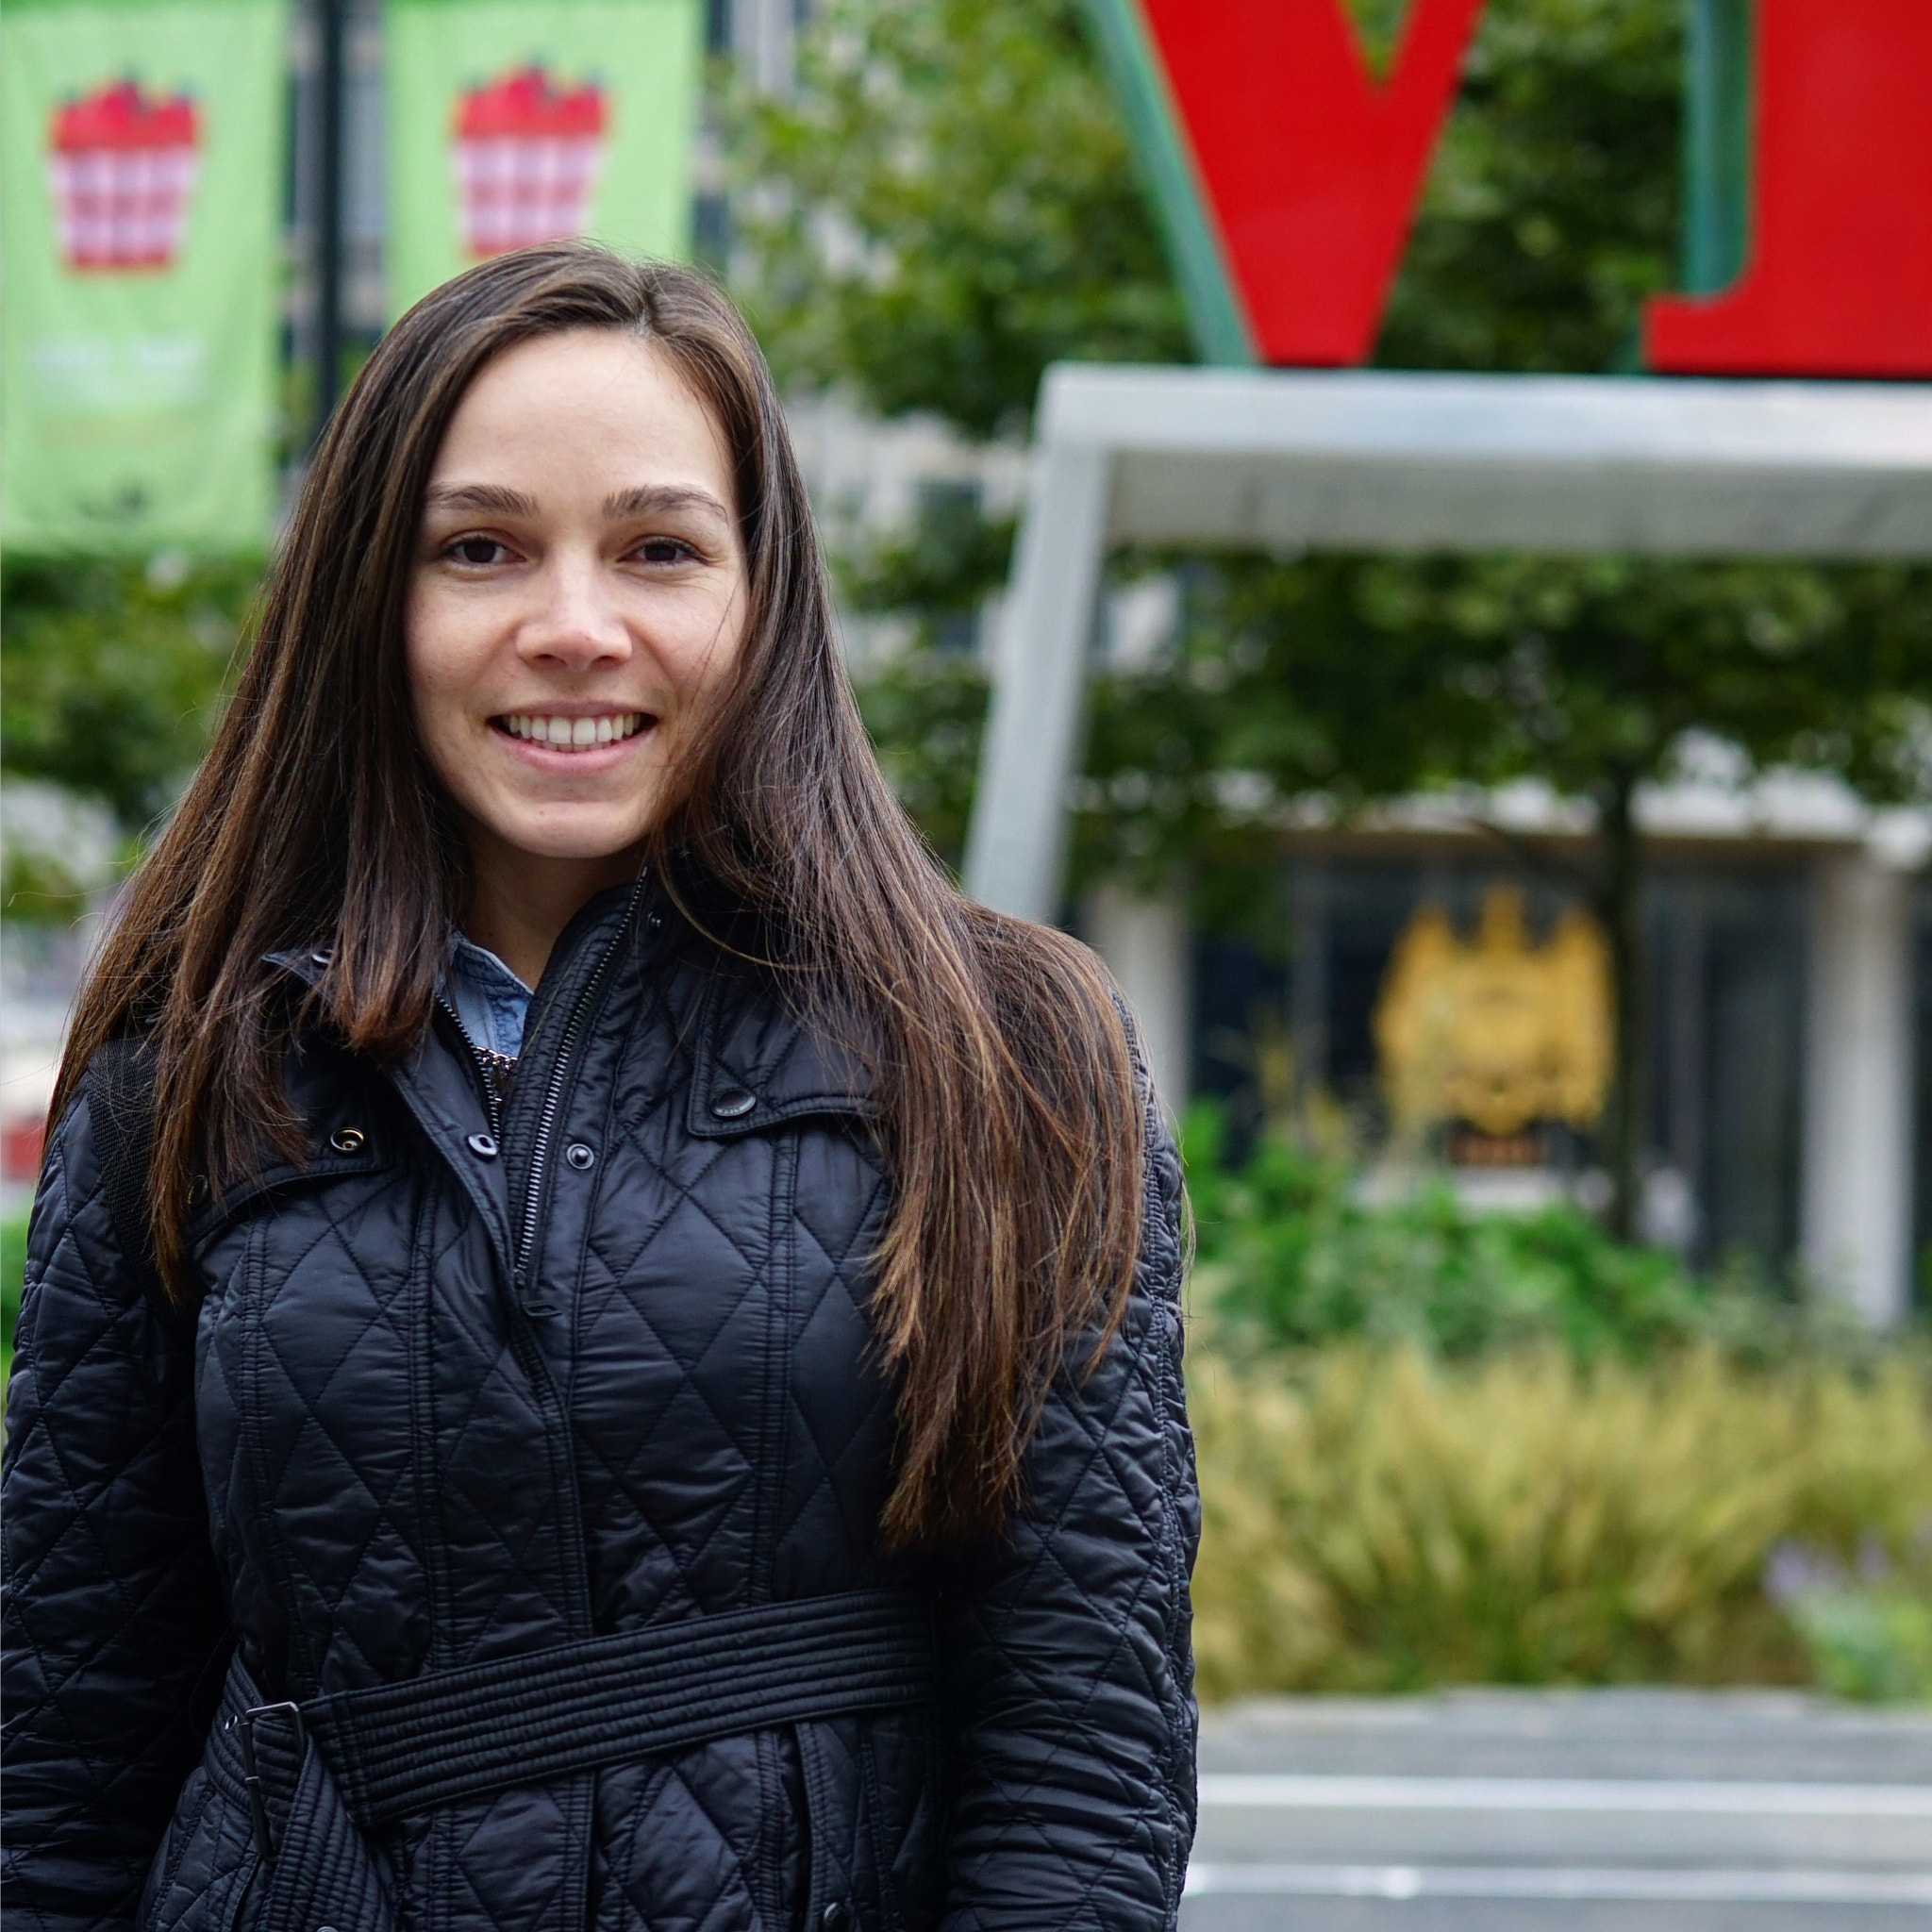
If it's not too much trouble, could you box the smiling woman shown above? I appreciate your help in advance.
[406,330,752,981]
[2,247,1197,1932]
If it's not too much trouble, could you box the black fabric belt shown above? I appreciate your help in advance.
[215,1587,934,1835]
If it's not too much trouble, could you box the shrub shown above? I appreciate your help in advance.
[1189,1342,1932,1698]
[1,553,253,835]
[1765,1541,1932,1702]
[1182,1102,1865,1365]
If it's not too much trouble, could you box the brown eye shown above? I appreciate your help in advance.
[448,536,508,565]
[636,537,696,566]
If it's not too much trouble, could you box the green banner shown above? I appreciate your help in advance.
[386,0,701,318]
[1,0,286,553]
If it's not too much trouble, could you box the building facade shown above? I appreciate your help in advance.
[1083,805,1928,1322]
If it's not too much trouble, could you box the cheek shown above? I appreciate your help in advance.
[405,591,472,747]
[663,589,750,711]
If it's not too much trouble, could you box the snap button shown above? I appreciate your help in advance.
[328,1127,365,1154]
[709,1086,757,1120]
[309,949,332,967]
[466,1132,499,1158]
[820,1904,851,1932]
[565,1141,595,1171]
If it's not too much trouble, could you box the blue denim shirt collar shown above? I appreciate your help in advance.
[445,933,533,1060]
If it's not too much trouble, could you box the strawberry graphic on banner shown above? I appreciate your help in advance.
[4,0,285,549]
[48,79,200,272]
[386,0,698,316]
[453,66,607,258]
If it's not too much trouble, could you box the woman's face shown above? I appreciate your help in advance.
[408,328,749,876]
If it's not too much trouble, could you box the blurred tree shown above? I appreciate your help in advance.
[726,0,1189,439]
[1124,556,1932,1235]
[737,0,1932,1235]
[1378,0,1681,373]
[1,555,254,833]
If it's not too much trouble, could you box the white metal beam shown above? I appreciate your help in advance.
[961,441,1109,922]
[966,366,1932,920]
[1068,365,1932,557]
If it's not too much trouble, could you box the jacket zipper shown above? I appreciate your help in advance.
[437,991,508,1139]
[512,868,650,1299]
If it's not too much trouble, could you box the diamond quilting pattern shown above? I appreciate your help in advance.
[2,918,1198,1932]
[220,1171,432,1691]
[590,1740,801,1932]
[3,1105,233,1931]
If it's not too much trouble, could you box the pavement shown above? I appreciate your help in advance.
[1186,1689,1932,1931]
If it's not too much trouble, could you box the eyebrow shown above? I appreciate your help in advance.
[424,483,539,516]
[602,484,733,525]
[422,481,734,525]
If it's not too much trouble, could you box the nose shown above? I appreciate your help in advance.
[517,551,632,673]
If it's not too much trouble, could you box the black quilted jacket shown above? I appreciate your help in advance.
[2,874,1198,1932]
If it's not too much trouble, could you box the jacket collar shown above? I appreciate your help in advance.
[264,875,880,1145]
[686,966,878,1141]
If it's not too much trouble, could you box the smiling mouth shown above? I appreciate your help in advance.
[492,711,652,751]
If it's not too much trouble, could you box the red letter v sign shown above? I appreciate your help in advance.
[1099,0,1487,364]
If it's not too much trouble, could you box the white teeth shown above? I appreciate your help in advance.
[501,712,645,750]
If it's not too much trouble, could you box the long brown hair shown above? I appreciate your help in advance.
[52,244,1145,1545]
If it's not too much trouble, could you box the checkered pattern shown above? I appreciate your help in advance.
[48,146,198,271]
[454,136,602,258]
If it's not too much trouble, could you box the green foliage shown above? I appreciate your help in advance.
[1,555,258,831]
[1181,1101,1851,1366]
[1339,0,1412,79]
[1376,0,1681,374]
[841,503,1017,650]
[1190,1341,1932,1695]
[725,0,1189,438]
[1071,557,1499,890]
[1089,554,1932,879]
[1783,1587,1932,1703]
[741,0,1932,914]
[1765,1539,1932,1701]
[2,842,95,927]
[850,653,988,868]
[735,0,1683,429]
[2,1212,25,1389]
[1178,1095,1926,1702]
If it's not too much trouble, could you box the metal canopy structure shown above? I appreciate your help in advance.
[962,365,1932,923]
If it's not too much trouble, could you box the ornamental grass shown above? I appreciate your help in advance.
[1188,1341,1932,1699]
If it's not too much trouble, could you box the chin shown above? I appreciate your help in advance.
[499,809,658,865]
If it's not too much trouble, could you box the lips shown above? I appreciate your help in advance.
[493,710,650,751]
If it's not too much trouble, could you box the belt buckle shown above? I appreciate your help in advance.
[238,1700,306,1864]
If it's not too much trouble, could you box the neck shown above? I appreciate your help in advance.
[462,836,645,988]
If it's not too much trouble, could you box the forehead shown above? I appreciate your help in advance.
[428,329,736,508]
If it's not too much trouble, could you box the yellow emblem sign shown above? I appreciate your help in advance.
[1374,887,1611,1139]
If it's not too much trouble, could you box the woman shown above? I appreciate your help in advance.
[1,246,1196,1932]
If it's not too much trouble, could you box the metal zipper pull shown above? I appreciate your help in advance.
[437,991,509,1139]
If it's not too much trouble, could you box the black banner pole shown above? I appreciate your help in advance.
[312,0,347,449]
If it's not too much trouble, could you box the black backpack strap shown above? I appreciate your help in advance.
[82,1036,178,1327]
